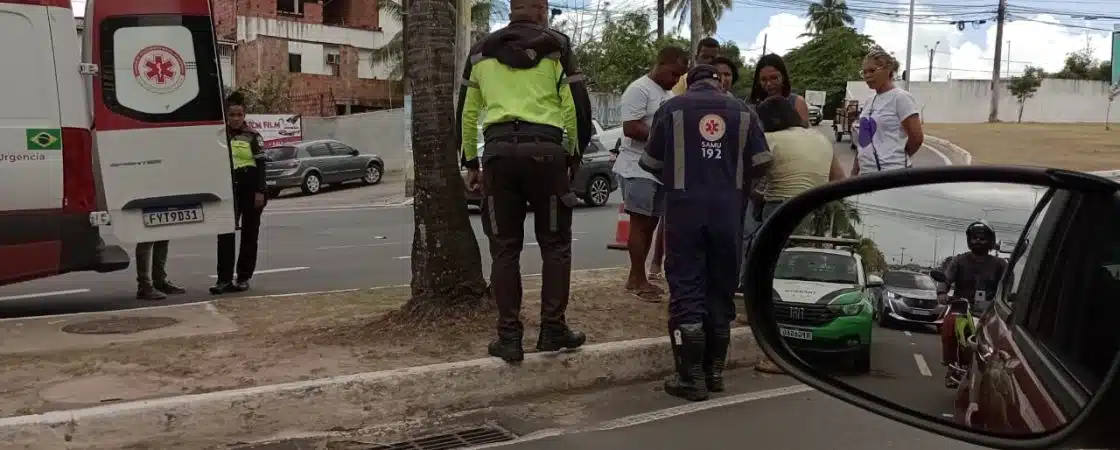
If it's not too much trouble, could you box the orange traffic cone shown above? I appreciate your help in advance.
[607,203,630,250]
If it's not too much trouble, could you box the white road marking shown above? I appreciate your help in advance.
[469,384,815,448]
[207,267,309,278]
[264,203,411,216]
[904,331,912,336]
[526,238,580,246]
[914,353,933,377]
[0,289,90,302]
[394,255,411,260]
[315,242,400,251]
[923,144,953,166]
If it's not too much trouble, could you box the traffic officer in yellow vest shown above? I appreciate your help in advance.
[211,91,268,294]
[457,0,595,363]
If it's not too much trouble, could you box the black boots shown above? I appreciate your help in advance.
[665,323,709,401]
[489,325,586,364]
[704,324,731,392]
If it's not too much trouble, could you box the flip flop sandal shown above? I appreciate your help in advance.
[648,271,663,280]
[755,359,787,374]
[628,286,664,302]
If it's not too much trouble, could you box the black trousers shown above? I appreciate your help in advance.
[480,139,573,338]
[216,171,265,283]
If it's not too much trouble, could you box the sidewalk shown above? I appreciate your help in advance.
[0,268,761,449]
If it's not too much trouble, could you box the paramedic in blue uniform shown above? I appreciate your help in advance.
[640,65,772,401]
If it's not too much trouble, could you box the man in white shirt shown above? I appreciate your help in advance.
[613,46,688,300]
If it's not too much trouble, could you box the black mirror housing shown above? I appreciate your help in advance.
[742,165,1120,450]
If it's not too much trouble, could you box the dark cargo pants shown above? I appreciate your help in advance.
[480,139,573,339]
[666,192,742,328]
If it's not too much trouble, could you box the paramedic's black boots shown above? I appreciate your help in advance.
[704,325,731,392]
[665,323,710,401]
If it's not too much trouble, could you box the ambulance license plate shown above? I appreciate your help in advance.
[779,327,813,340]
[143,205,204,227]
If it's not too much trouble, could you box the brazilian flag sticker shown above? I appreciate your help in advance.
[26,129,62,151]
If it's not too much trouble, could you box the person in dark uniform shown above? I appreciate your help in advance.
[210,92,268,294]
[456,0,595,363]
[639,65,772,401]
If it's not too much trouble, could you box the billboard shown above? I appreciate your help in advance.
[1112,29,1119,85]
[245,114,302,147]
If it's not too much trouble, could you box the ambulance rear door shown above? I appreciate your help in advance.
[84,0,234,244]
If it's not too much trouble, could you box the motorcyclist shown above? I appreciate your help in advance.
[936,221,1008,388]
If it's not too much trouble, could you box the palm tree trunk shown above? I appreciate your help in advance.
[689,0,702,56]
[400,0,489,321]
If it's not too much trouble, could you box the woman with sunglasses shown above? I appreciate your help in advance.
[852,47,924,177]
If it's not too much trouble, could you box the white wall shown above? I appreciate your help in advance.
[847,79,1116,123]
[237,15,400,79]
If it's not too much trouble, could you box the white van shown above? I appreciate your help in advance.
[0,0,235,287]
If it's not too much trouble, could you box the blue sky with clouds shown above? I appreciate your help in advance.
[72,0,1117,81]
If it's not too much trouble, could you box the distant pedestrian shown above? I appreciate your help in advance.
[641,65,772,401]
[671,37,721,96]
[748,54,811,127]
[135,241,185,300]
[852,47,924,176]
[211,92,268,295]
[456,0,594,363]
[613,46,689,300]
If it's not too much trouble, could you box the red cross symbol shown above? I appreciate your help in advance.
[145,56,176,84]
[705,119,720,135]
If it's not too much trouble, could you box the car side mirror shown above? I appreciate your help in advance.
[929,269,947,283]
[866,274,883,287]
[742,165,1120,449]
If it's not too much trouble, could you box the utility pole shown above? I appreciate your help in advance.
[1005,40,1011,78]
[903,0,916,90]
[657,0,665,40]
[988,0,1008,123]
[899,247,906,266]
[926,41,940,82]
[761,34,768,55]
[689,0,702,58]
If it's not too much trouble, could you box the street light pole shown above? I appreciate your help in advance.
[926,41,940,82]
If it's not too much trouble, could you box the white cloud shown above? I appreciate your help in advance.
[745,13,813,60]
[862,12,1113,80]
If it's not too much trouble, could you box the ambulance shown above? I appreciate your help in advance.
[0,0,235,287]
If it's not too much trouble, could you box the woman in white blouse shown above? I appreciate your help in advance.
[851,48,925,176]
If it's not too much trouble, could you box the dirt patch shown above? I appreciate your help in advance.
[0,268,743,418]
[924,123,1120,171]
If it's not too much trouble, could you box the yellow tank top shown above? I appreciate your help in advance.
[762,128,833,201]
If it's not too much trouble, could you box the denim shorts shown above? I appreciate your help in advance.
[620,176,664,217]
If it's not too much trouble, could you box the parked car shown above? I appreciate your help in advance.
[264,139,385,197]
[873,270,943,328]
[464,120,618,208]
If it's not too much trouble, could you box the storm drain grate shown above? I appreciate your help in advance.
[364,426,515,450]
[61,316,181,335]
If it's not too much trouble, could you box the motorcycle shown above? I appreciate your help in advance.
[929,269,978,389]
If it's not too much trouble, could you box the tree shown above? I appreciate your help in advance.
[1051,47,1112,82]
[1007,66,1044,123]
[665,0,733,36]
[577,13,662,94]
[398,0,489,321]
[371,0,506,80]
[238,73,292,113]
[855,237,887,274]
[804,0,855,36]
[783,27,876,120]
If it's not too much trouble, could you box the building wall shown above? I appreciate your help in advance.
[846,79,1115,123]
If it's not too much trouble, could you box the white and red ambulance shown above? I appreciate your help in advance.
[0,0,235,287]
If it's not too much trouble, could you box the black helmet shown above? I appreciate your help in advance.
[966,221,996,253]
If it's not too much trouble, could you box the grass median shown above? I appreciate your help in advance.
[0,268,745,417]
[924,123,1120,171]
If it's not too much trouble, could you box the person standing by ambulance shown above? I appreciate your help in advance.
[135,240,184,300]
[210,92,268,294]
[640,65,772,401]
[457,0,595,363]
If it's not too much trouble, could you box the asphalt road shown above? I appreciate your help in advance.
[480,322,977,450]
[0,125,950,318]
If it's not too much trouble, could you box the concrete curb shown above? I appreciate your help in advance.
[0,328,761,450]
[924,135,973,165]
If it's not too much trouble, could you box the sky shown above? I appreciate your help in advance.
[535,0,1119,80]
[71,0,1117,81]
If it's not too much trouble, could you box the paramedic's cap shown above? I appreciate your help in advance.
[687,65,721,86]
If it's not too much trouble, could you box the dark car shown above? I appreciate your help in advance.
[264,139,385,197]
[873,269,944,328]
[465,120,618,208]
[953,172,1120,434]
